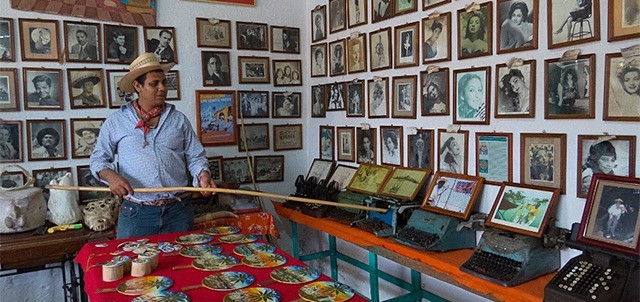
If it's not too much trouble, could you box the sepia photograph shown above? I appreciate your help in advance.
[347,34,367,74]
[237,123,269,151]
[348,0,368,28]
[438,130,469,174]
[273,60,302,86]
[337,126,355,162]
[420,68,449,116]
[603,53,640,121]
[422,13,451,64]
[238,56,270,84]
[70,118,104,159]
[329,39,346,76]
[311,43,327,77]
[380,125,403,166]
[196,18,231,48]
[329,0,347,33]
[496,60,535,118]
[346,81,365,117]
[520,132,567,193]
[67,68,106,109]
[372,0,394,23]
[312,5,327,42]
[271,26,300,54]
[368,77,389,118]
[394,22,419,68]
[356,127,377,164]
[311,85,326,118]
[544,54,595,119]
[457,3,493,59]
[64,21,101,63]
[369,27,392,71]
[23,68,63,110]
[608,0,640,41]
[238,91,269,118]
[392,75,417,119]
[104,24,137,64]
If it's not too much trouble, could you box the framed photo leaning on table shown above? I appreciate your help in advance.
[380,167,430,202]
[421,171,484,220]
[328,164,358,190]
[307,158,336,182]
[347,163,392,195]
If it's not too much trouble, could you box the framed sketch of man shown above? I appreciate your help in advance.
[311,5,327,42]
[420,67,449,116]
[0,120,22,163]
[19,18,60,61]
[497,0,538,54]
[368,77,389,118]
[0,18,15,62]
[144,26,178,64]
[23,68,63,110]
[104,24,137,64]
[70,118,104,159]
[408,129,434,170]
[236,22,269,51]
[196,18,231,48]
[392,75,417,119]
[495,60,536,118]
[369,27,392,71]
[64,21,101,63]
[394,22,419,68]
[26,119,66,161]
[457,4,493,60]
[548,0,600,49]
[603,53,640,122]
[202,51,232,87]
[520,133,567,193]
[311,43,327,77]
[608,0,640,41]
[347,34,367,74]
[329,39,347,76]
[106,69,137,108]
[544,54,595,119]
[438,129,469,174]
[0,68,19,111]
[67,68,106,109]
[329,0,347,33]
[577,135,636,198]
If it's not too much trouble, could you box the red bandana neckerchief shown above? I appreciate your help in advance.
[133,100,165,136]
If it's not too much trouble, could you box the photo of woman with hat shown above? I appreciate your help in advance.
[69,69,104,108]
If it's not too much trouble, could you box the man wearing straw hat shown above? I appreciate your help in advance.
[72,73,102,107]
[90,53,217,239]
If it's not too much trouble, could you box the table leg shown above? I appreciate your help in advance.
[329,235,337,280]
[369,251,379,302]
[290,220,300,259]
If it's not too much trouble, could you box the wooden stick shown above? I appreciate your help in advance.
[46,185,388,213]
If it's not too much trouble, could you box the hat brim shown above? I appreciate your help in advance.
[75,127,100,137]
[118,62,175,93]
[72,76,101,89]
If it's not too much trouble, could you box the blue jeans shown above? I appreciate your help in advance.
[116,199,194,239]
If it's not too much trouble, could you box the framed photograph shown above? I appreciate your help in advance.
[272,92,301,118]
[394,22,420,68]
[604,53,640,122]
[320,126,335,161]
[207,156,224,183]
[327,82,346,111]
[520,132,567,193]
[33,167,72,201]
[497,0,538,54]
[64,21,101,63]
[457,3,493,59]
[236,22,268,51]
[0,18,15,62]
[608,0,640,41]
[486,183,560,238]
[476,132,513,185]
[237,123,269,151]
[420,68,449,116]
[238,90,269,118]
[423,0,450,10]
[165,70,180,101]
[273,124,303,151]
[356,127,377,164]
[548,0,600,49]
[254,155,284,182]
[271,26,300,54]
[67,68,106,109]
[372,0,394,23]
[347,34,367,74]
[328,164,358,190]
[346,81,365,117]
[421,171,485,220]
[544,54,595,119]
[195,90,236,146]
[76,165,110,202]
[0,68,19,111]
[0,120,22,163]
[329,0,347,33]
[380,125,403,166]
[273,60,302,86]
[495,60,535,118]
[408,129,434,170]
[26,119,66,161]
[348,0,368,28]
[23,68,63,110]
[70,118,104,159]
[0,171,26,189]
[106,69,137,108]
[337,126,356,162]
[577,174,640,255]
[19,18,60,61]
[347,163,393,195]
[369,27,392,71]
[144,26,177,64]
[196,18,232,48]
[311,85,327,118]
[237,56,270,84]
[380,167,430,201]
[368,78,389,118]
[202,51,231,86]
[453,66,491,124]
[577,135,636,198]
[438,129,469,174]
[307,158,336,181]
[312,5,327,42]
[422,13,452,64]
[223,157,253,184]
[392,75,417,119]
[395,0,417,15]
[329,39,347,76]
[104,24,137,64]
[311,43,327,77]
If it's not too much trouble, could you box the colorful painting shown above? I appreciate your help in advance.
[175,233,214,245]
[233,243,276,256]
[192,255,239,271]
[242,253,287,268]
[179,244,223,258]
[298,281,355,302]
[270,266,321,284]
[205,226,240,235]
[12,1,157,26]
[224,287,281,302]
[132,291,190,302]
[219,234,259,243]
[116,276,173,296]
[202,271,255,290]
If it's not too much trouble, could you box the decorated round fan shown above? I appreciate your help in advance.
[192,254,239,271]
[298,281,355,302]
[223,287,281,302]
[241,253,287,268]
[233,243,276,256]
[175,233,214,245]
[202,271,255,291]
[204,226,240,236]
[179,244,223,258]
[116,276,173,296]
[219,234,259,244]
[131,290,189,302]
[270,266,321,284]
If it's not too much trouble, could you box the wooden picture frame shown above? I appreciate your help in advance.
[438,129,469,174]
[369,27,392,71]
[311,85,327,118]
[254,155,285,182]
[76,165,110,202]
[337,126,356,162]
[202,51,232,86]
[495,60,536,118]
[103,24,137,64]
[0,68,19,111]
[272,92,301,118]
[106,69,137,108]
[19,18,60,61]
[311,5,328,42]
[577,135,636,198]
[603,53,640,122]
[372,0,394,23]
[271,26,300,54]
[236,22,268,51]
[320,126,335,161]
[421,171,485,220]
[457,3,493,60]
[195,90,236,146]
[548,0,600,49]
[64,21,101,63]
[0,18,15,62]
[380,167,430,201]
[237,56,270,84]
[273,60,302,86]
[347,163,393,195]
[237,123,269,152]
[329,39,347,76]
[347,33,367,74]
[273,124,303,151]
[311,43,327,77]
[67,68,106,109]
[0,171,26,189]
[420,67,449,116]
[544,54,595,119]
[346,81,365,117]
[422,12,452,64]
[238,90,269,118]
[476,132,513,185]
[348,0,368,28]
[395,0,417,15]
[356,127,377,164]
[195,18,232,48]
[70,118,104,159]
[26,119,66,161]
[368,77,389,118]
[307,158,336,181]
[380,125,403,166]
[329,0,347,33]
[327,82,346,111]
[496,0,538,54]
[423,0,450,11]
[453,66,491,125]
[23,68,63,110]
[392,75,417,119]
[394,22,420,68]
[0,120,22,163]
[408,129,434,170]
[207,156,224,183]
[223,157,253,184]
[608,0,640,41]
[328,164,358,190]
[486,182,560,238]
[165,70,181,101]
[520,132,567,193]
[33,167,72,200]
[144,26,178,64]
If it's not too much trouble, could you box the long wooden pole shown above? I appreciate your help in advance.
[46,185,388,213]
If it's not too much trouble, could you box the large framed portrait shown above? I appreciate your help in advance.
[347,34,367,74]
[328,164,358,190]
[144,26,178,64]
[520,132,567,193]
[196,18,232,48]
[307,158,336,181]
[392,75,417,119]
[495,60,535,118]
[237,56,270,84]
[271,26,300,54]
[64,21,101,63]
[311,5,327,42]
[106,69,137,108]
[420,67,449,116]
[311,43,327,77]
[26,119,66,161]
[486,183,560,238]
[23,68,63,110]
[348,0,368,28]
[423,0,450,10]
[327,82,346,111]
[395,0,417,15]
[577,135,636,198]
[337,126,356,162]
[438,129,469,174]
[0,68,19,111]
[238,90,269,118]
[320,126,335,161]
[273,60,302,86]
[0,120,22,163]
[369,27,392,71]
[603,53,640,122]
[33,167,72,201]
[254,155,284,182]
[0,18,15,62]
[380,125,403,166]
[207,156,224,183]
[76,165,110,202]
[453,66,490,124]
[476,132,513,185]
[408,129,434,170]
[497,0,538,54]
[70,118,104,159]
[329,39,347,76]
[368,77,389,118]
[202,51,232,86]
[237,123,269,152]
[356,127,377,164]
[236,22,268,51]
[103,24,137,64]
[346,81,365,117]
[347,163,393,195]
[421,171,484,220]
[608,0,640,41]
[273,124,303,151]
[457,3,493,60]
[544,54,595,119]
[422,13,452,64]
[372,0,394,23]
[223,157,253,184]
[195,90,236,146]
[548,0,600,49]
[380,167,430,201]
[165,70,181,101]
[329,0,347,33]
[311,85,326,118]
[394,22,420,68]
[272,92,301,118]
[18,18,60,61]
[0,170,26,189]
[67,68,106,109]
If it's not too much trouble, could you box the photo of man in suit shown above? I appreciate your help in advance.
[146,29,175,63]
[203,53,230,86]
[69,28,98,61]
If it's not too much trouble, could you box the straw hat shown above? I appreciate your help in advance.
[118,53,175,93]
[74,123,100,137]
[72,74,100,89]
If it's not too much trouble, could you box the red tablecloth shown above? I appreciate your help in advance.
[75,231,366,302]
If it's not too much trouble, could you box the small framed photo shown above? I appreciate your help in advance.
[369,27,392,71]
[254,155,284,182]
[394,22,420,68]
[422,13,452,64]
[495,60,536,118]
[476,132,513,185]
[223,157,253,184]
[420,67,449,116]
[196,18,232,48]
[421,171,485,220]
[311,5,327,42]
[0,171,26,189]
[380,167,430,201]
[26,119,66,161]
[348,0,368,28]
[486,182,560,238]
[273,124,303,151]
[438,129,469,174]
[307,158,336,181]
[0,120,22,163]
[64,21,101,63]
[273,60,302,87]
[544,54,595,119]
[395,0,417,16]
[311,43,327,77]
[0,18,15,62]
[195,90,236,146]
[457,3,493,60]
[577,174,640,255]
[453,66,491,124]
[380,125,403,166]
[368,77,389,118]
[603,53,640,122]
[356,127,377,164]
[237,56,270,84]
[346,81,365,117]
[23,68,63,110]
[144,26,177,64]
[327,82,346,111]
[165,70,181,101]
[372,0,394,23]
[329,0,347,33]
[238,90,269,118]
[70,118,104,159]
[423,0,450,11]
[104,24,137,64]
[577,135,636,198]
[520,132,567,193]
[67,68,106,109]
[33,167,72,200]
[608,0,640,41]
[236,22,268,51]
[237,123,269,151]
[497,0,538,54]
[347,163,393,195]
[0,68,19,111]
[271,26,300,54]
[328,164,358,190]
[391,75,417,119]
[329,39,347,76]
[337,126,356,162]
[272,92,301,118]
[207,156,224,183]
[106,69,137,108]
[548,0,600,49]
[311,85,327,118]
[408,129,434,170]
[76,165,110,202]
[19,18,60,61]
[347,34,367,74]
[202,51,231,86]
[320,126,335,161]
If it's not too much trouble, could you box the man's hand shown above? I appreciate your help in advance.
[98,168,134,196]
[198,171,217,197]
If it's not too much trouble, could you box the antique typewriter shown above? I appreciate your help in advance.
[300,180,339,218]
[284,175,318,211]
[351,195,419,237]
[324,190,368,225]
[392,209,477,251]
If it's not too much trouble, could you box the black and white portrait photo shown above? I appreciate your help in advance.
[272,27,299,53]
[311,85,326,118]
[68,69,105,109]
[498,0,536,53]
[370,28,391,71]
[0,18,14,62]
[76,165,110,202]
[421,68,448,116]
[347,82,364,117]
[368,78,388,117]
[373,0,393,23]
[237,22,268,50]
[106,70,136,108]
[312,5,327,42]
[27,120,66,161]
[71,119,103,158]
[330,40,346,76]
[458,4,492,59]
[273,60,302,86]
[347,0,367,27]
[327,83,345,110]
[0,68,17,111]
[239,91,268,118]
[0,121,21,162]
[381,126,402,166]
[604,54,640,121]
[65,21,100,62]
[497,62,534,117]
[145,27,177,63]
[439,131,467,174]
[408,130,433,169]
[273,93,301,118]
[329,0,347,33]
[104,24,137,64]
[356,127,376,164]
[311,44,327,77]
[24,68,62,110]
[549,0,599,48]
[577,136,635,197]
[422,13,451,63]
[202,51,231,86]
[545,55,594,118]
